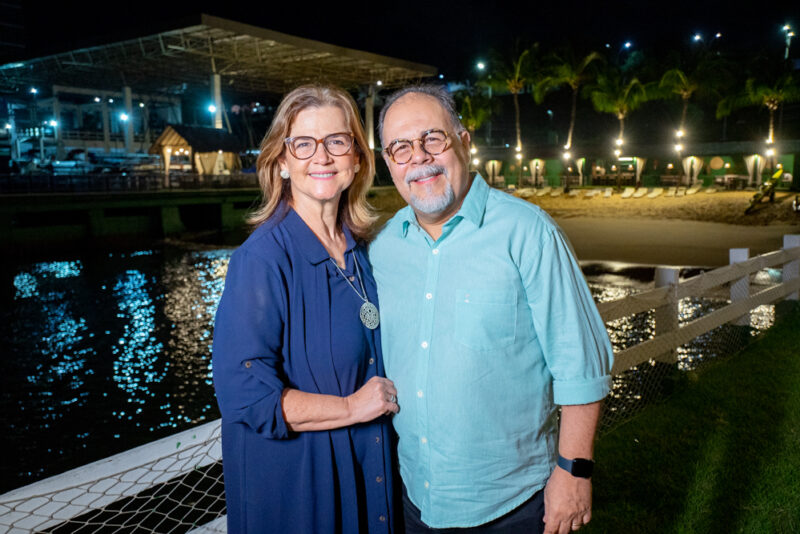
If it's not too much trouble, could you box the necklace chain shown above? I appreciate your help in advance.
[329,251,368,303]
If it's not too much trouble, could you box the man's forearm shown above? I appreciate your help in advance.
[558,400,603,459]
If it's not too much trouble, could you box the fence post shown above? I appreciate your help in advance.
[654,266,679,363]
[784,235,800,301]
[730,248,750,326]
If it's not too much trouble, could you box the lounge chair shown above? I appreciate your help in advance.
[665,186,677,197]
[676,187,687,197]
[704,186,717,194]
[620,187,635,199]
[549,187,564,197]
[686,184,702,195]
[568,189,581,197]
[535,186,552,197]
[632,187,648,198]
[603,188,613,198]
[646,187,664,199]
[583,189,600,199]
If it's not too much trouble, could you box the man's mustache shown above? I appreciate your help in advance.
[405,165,447,185]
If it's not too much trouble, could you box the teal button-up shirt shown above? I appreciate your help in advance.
[369,175,613,528]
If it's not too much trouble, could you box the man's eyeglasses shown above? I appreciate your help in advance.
[284,132,354,160]
[384,129,450,165]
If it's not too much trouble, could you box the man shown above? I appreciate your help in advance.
[369,84,614,534]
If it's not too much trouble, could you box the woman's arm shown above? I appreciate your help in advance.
[281,376,398,432]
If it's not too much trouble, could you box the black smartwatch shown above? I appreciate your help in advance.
[557,454,595,478]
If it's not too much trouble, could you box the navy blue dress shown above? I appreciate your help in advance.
[212,206,395,533]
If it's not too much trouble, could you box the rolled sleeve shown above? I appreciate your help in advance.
[212,248,290,439]
[523,226,614,405]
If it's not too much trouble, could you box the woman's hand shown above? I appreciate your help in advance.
[345,376,399,423]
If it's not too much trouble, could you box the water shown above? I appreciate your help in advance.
[0,248,778,493]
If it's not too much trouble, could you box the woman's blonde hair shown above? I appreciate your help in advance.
[248,84,376,241]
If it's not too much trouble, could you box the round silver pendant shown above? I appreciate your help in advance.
[360,301,380,330]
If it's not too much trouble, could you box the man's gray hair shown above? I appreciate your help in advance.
[378,84,465,146]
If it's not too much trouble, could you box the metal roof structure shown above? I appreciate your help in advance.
[0,14,437,96]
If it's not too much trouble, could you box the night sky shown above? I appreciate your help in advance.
[19,0,798,79]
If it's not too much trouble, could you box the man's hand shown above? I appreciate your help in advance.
[543,465,592,533]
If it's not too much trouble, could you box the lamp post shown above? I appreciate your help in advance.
[784,25,795,60]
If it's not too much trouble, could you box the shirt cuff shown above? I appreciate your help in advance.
[553,375,612,405]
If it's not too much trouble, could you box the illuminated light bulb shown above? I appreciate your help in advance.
[724,162,730,168]
[615,138,623,146]
[376,80,383,86]
[614,149,621,157]
[611,165,617,171]
[94,97,101,103]
[563,152,571,160]
[120,113,129,121]
[777,163,783,169]
[766,148,775,157]
[139,102,145,108]
[472,158,480,165]
[676,130,684,138]
[515,153,522,160]
[470,147,477,154]
[515,145,521,152]
[667,163,674,169]
[674,144,683,152]
[208,104,217,113]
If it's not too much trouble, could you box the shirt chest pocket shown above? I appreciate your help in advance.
[454,288,518,351]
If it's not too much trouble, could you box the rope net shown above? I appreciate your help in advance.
[2,248,797,533]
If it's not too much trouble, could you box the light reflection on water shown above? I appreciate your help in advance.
[1,253,778,492]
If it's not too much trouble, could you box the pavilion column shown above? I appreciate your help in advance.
[52,94,65,160]
[101,96,111,153]
[123,86,134,153]
[211,74,223,129]
[365,84,375,150]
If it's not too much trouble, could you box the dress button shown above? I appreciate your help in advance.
[369,358,375,365]
[425,293,432,300]
[375,436,381,443]
[376,476,383,483]
[349,276,355,282]
[421,341,428,349]
[379,515,386,522]
[244,361,252,368]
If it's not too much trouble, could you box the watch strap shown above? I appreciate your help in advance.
[557,454,594,478]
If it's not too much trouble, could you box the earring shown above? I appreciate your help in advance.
[354,163,361,173]
[280,169,290,179]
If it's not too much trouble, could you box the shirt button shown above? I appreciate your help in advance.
[432,248,439,255]
[421,436,428,444]
[421,341,428,349]
[379,515,386,522]
[424,481,430,489]
[425,292,432,300]
[376,476,383,483]
[368,358,375,365]
[417,390,423,398]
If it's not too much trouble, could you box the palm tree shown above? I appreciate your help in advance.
[536,50,603,150]
[717,73,800,143]
[482,45,535,151]
[659,69,699,134]
[454,88,492,144]
[589,69,648,145]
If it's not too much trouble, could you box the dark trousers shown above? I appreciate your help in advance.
[402,486,545,534]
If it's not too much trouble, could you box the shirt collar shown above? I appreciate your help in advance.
[398,173,489,237]
[283,205,356,265]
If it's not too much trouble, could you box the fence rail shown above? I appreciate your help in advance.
[2,237,799,533]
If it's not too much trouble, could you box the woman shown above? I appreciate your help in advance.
[212,85,399,533]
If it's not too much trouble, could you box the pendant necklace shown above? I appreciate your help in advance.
[329,251,380,329]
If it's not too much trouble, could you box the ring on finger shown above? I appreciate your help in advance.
[389,394,396,403]
[571,524,582,531]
